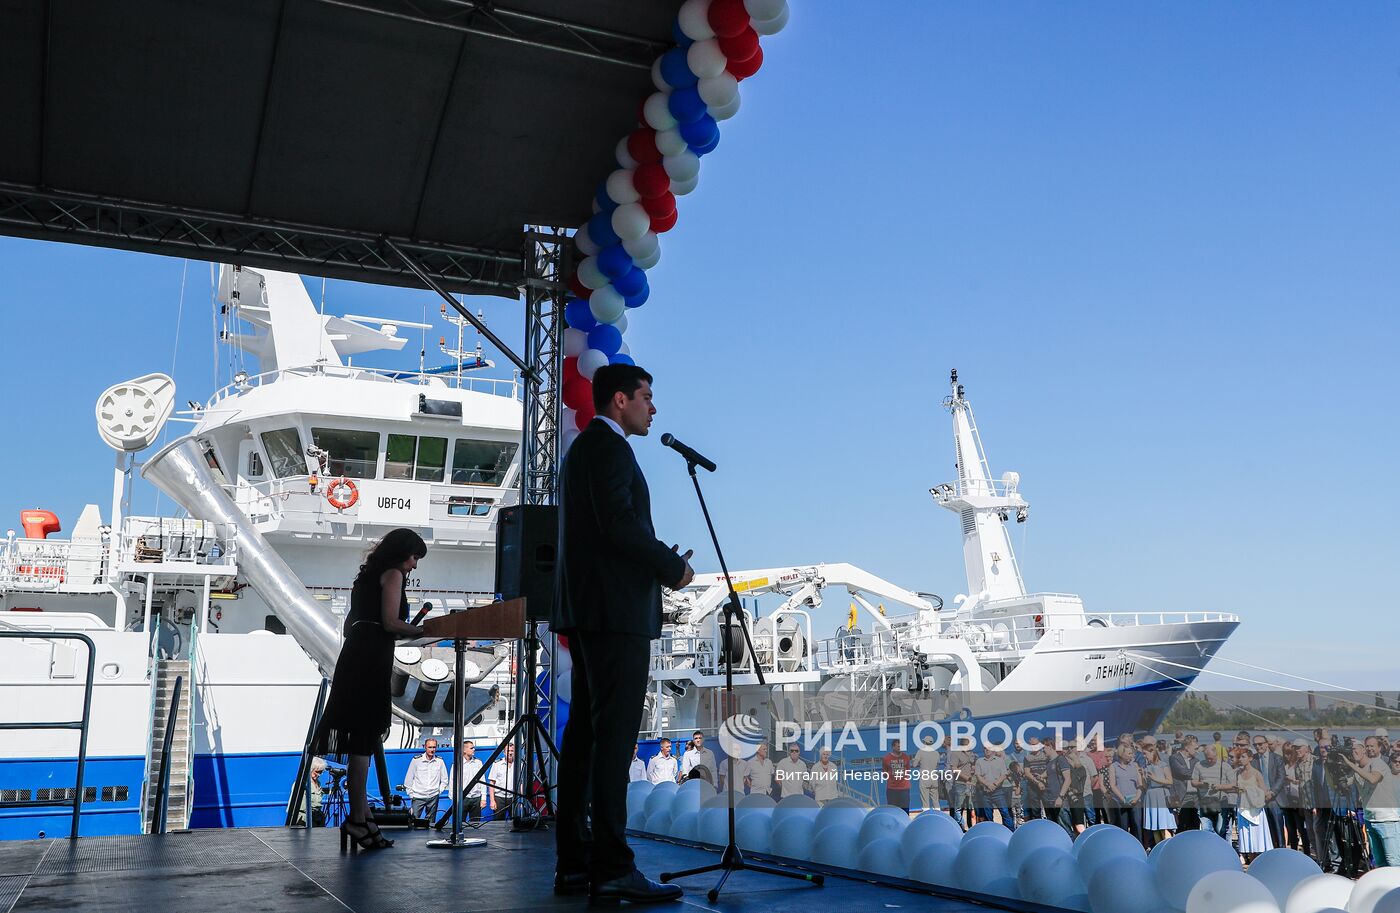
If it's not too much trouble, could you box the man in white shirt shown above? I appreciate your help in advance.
[744,743,775,797]
[1351,747,1400,867]
[681,731,718,784]
[776,744,809,799]
[646,738,679,785]
[404,738,449,825]
[810,747,841,805]
[488,742,516,820]
[460,740,486,822]
[914,734,942,813]
[629,743,647,783]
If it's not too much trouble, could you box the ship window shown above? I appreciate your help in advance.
[261,428,305,479]
[451,440,518,486]
[385,435,448,483]
[247,451,265,478]
[311,428,380,479]
[448,496,494,517]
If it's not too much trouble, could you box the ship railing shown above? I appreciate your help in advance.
[929,477,1024,502]
[944,609,1241,654]
[205,364,522,408]
[0,536,110,591]
[0,630,97,838]
[230,476,511,530]
[118,516,239,567]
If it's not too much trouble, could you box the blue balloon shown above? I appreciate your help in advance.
[668,86,707,124]
[587,324,623,357]
[587,211,620,247]
[596,244,634,280]
[659,48,698,88]
[690,130,721,157]
[594,181,618,213]
[564,297,597,331]
[624,285,650,309]
[679,114,718,148]
[671,20,694,49]
[613,266,648,298]
[609,353,636,366]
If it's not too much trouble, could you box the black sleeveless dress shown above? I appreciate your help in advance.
[313,572,406,759]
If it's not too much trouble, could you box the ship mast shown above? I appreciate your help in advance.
[931,369,1027,606]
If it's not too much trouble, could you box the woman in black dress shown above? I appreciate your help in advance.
[315,528,427,851]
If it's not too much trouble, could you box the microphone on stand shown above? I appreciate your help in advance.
[660,433,716,473]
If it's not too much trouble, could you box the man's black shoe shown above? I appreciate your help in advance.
[554,872,590,896]
[588,870,682,905]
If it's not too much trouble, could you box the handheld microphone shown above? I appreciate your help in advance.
[660,433,717,473]
[410,601,433,626]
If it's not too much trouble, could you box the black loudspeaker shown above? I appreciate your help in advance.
[495,504,558,621]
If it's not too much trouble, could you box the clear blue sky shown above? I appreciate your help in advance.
[1,2,1397,685]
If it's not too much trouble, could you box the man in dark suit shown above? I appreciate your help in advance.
[552,363,693,904]
[1253,735,1286,847]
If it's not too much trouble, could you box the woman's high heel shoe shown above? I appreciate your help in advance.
[340,819,381,852]
[363,820,394,848]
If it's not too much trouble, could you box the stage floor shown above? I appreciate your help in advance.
[0,823,1012,913]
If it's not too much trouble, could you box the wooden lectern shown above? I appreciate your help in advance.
[425,598,525,850]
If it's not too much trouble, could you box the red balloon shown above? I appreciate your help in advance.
[650,207,679,234]
[635,99,648,125]
[727,44,763,80]
[563,356,581,385]
[719,26,759,63]
[574,401,595,431]
[626,128,662,164]
[568,274,591,299]
[707,0,749,38]
[641,191,676,219]
[562,376,593,412]
[633,162,671,199]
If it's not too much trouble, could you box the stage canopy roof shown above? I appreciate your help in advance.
[0,0,682,296]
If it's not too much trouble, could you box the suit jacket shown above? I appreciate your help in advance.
[1253,751,1285,800]
[552,419,686,638]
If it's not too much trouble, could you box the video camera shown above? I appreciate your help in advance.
[326,765,348,782]
[1324,735,1356,792]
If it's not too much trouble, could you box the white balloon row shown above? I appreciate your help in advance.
[625,780,1400,913]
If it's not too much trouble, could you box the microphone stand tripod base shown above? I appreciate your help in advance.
[427,834,486,849]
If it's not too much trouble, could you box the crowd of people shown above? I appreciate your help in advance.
[629,726,1400,877]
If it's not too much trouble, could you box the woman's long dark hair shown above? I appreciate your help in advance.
[355,528,427,587]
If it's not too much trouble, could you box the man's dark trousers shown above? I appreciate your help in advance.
[555,631,652,882]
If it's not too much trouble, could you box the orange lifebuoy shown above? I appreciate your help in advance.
[325,478,359,511]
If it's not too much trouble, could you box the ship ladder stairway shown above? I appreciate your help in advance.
[143,659,193,832]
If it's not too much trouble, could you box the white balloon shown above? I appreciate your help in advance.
[622,231,659,260]
[626,810,647,831]
[1076,823,1147,886]
[743,0,786,21]
[812,797,865,836]
[812,823,860,867]
[643,780,678,817]
[615,136,637,171]
[1019,847,1087,907]
[858,836,906,879]
[698,801,729,846]
[606,168,641,205]
[662,151,700,182]
[965,820,1014,843]
[1374,890,1400,913]
[677,0,715,41]
[574,223,598,256]
[609,311,628,333]
[610,203,651,243]
[698,72,739,108]
[955,835,1011,894]
[709,93,741,121]
[1287,876,1361,913]
[772,793,820,828]
[909,841,960,886]
[591,197,601,215]
[1152,829,1242,910]
[650,57,668,93]
[654,127,689,157]
[669,173,699,196]
[1007,818,1073,875]
[986,876,1022,900]
[771,814,815,860]
[1247,849,1322,909]
[588,286,626,325]
[632,245,661,270]
[643,92,677,131]
[1351,870,1400,913]
[577,348,609,380]
[618,342,630,356]
[562,406,577,429]
[899,810,964,866]
[563,327,587,357]
[671,810,700,841]
[561,425,580,450]
[1088,856,1168,913]
[751,4,790,36]
[1188,871,1281,913]
[735,793,776,823]
[687,39,728,79]
[644,809,673,835]
[857,808,909,847]
[736,813,772,853]
[576,256,608,290]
